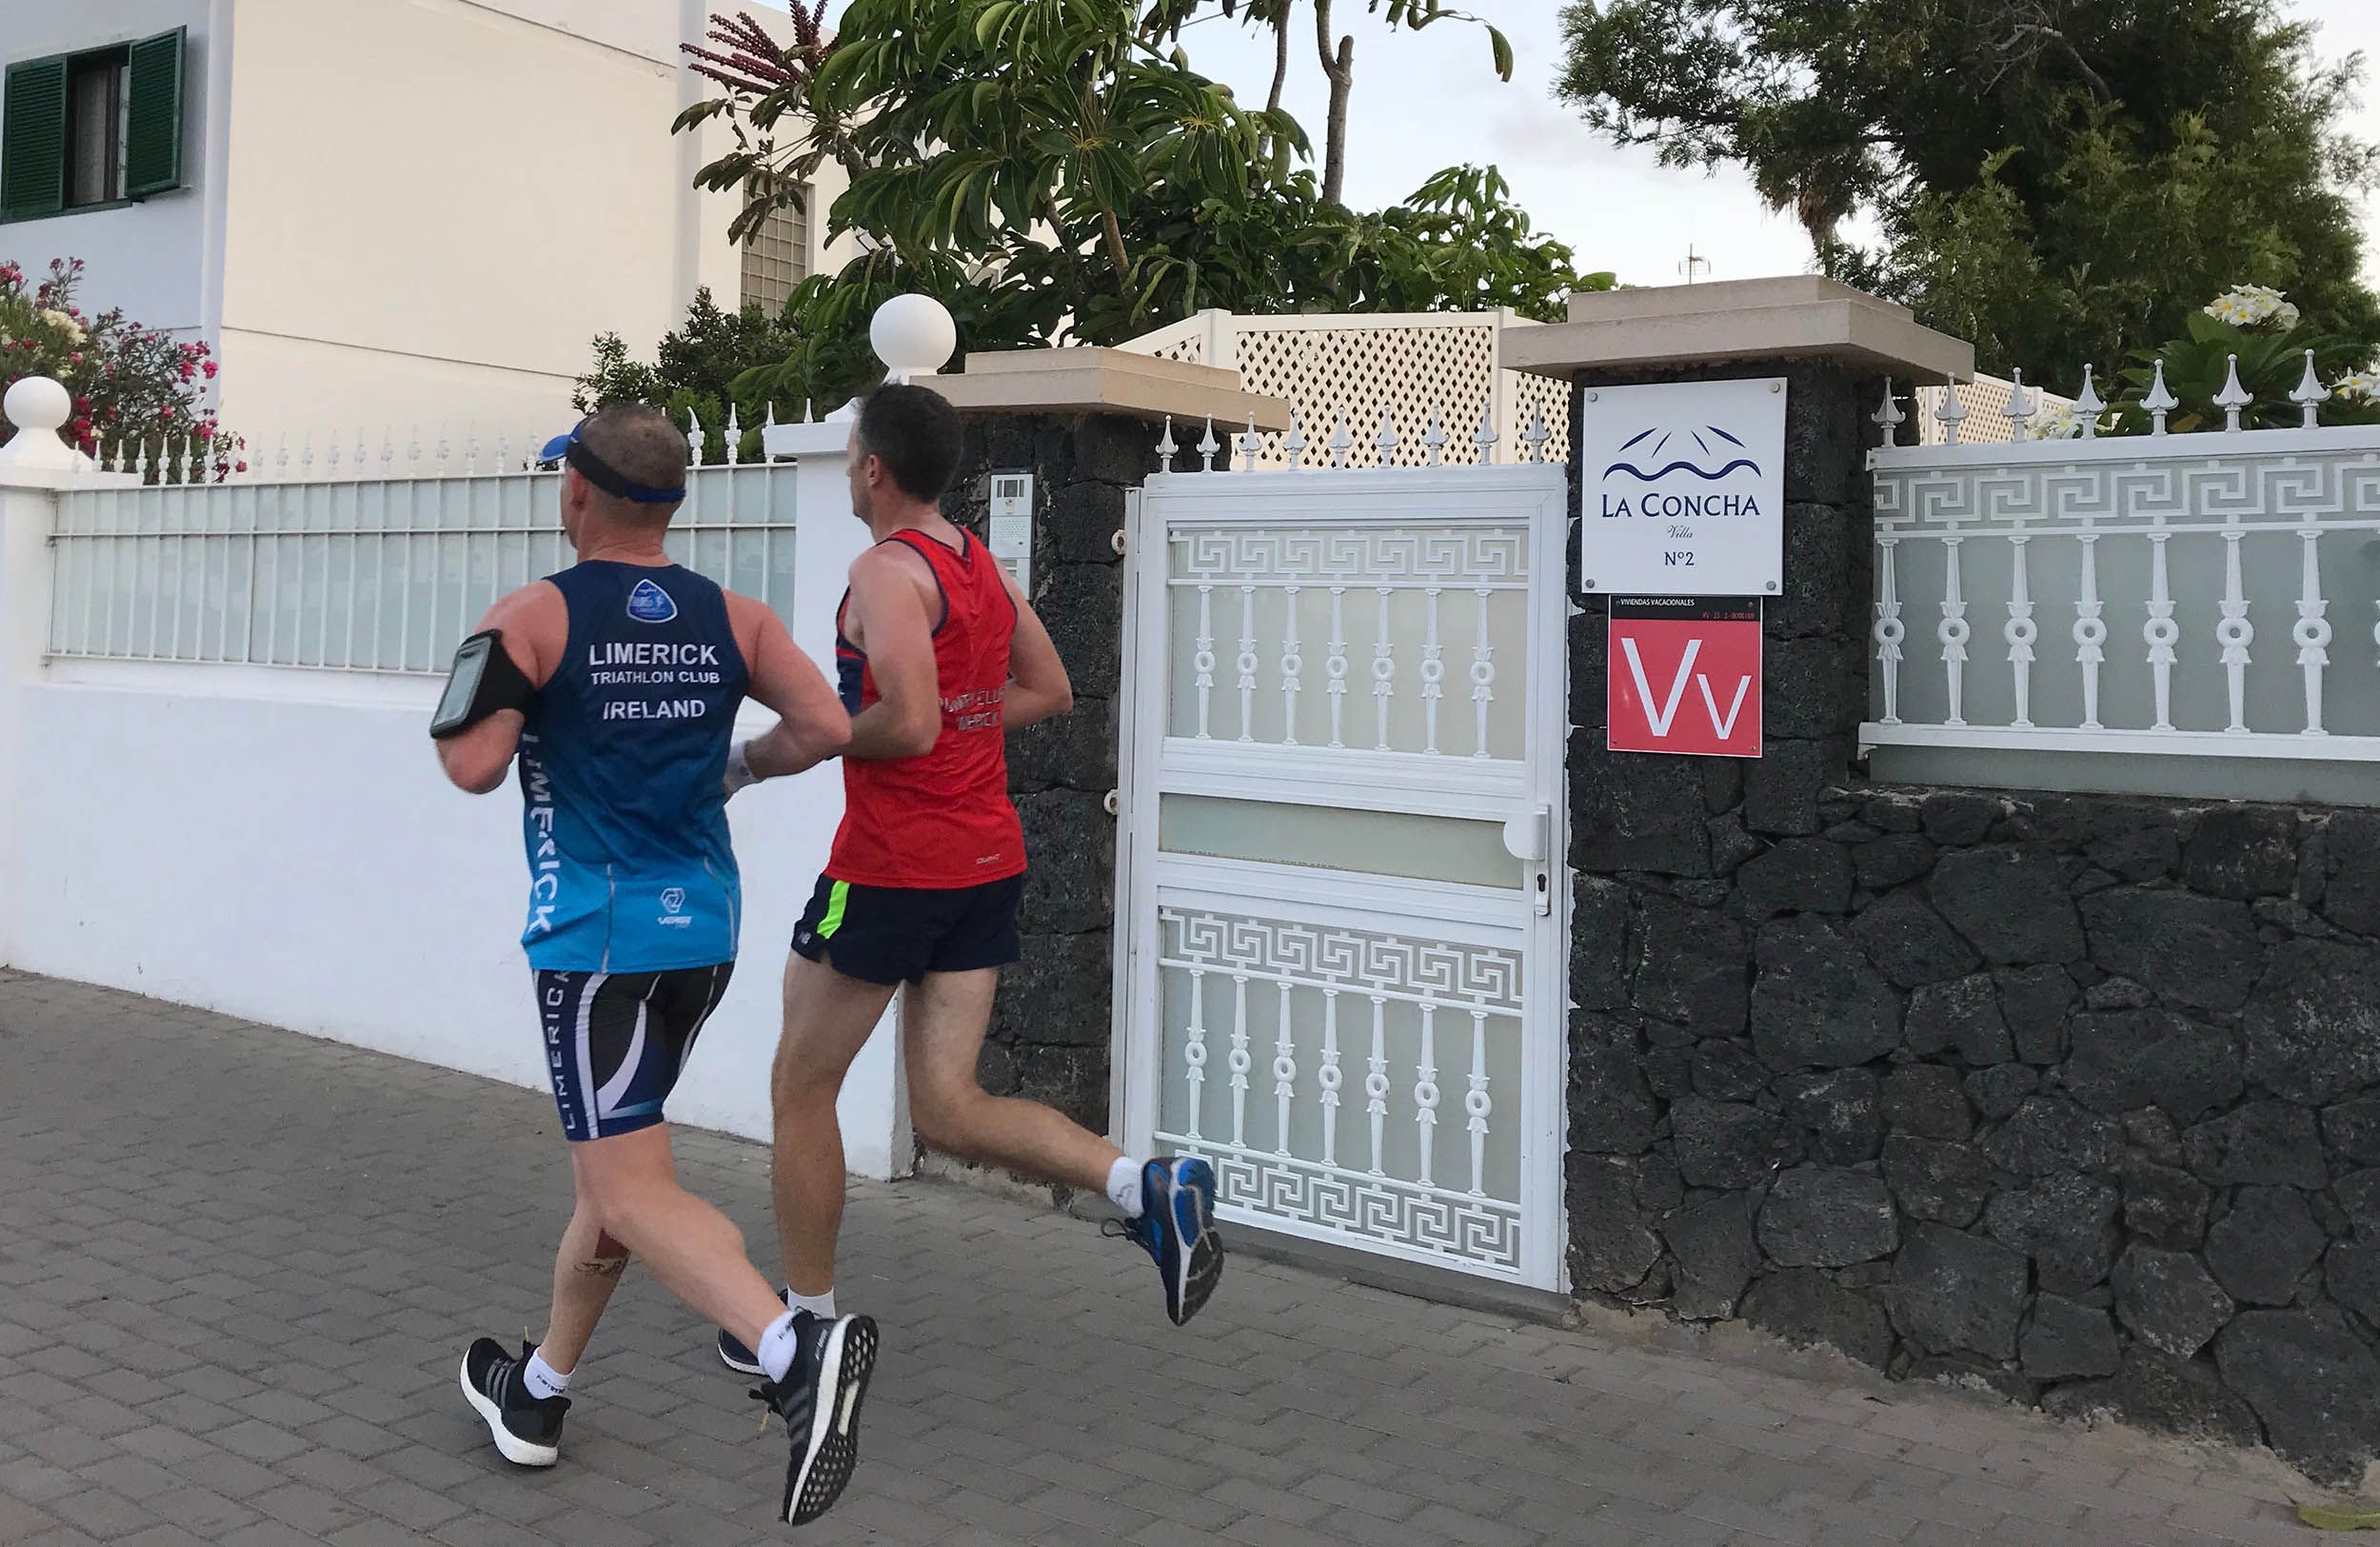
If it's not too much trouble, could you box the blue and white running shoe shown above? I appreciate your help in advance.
[1116,1157,1224,1326]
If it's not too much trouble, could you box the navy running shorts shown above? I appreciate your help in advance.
[534,963,732,1141]
[790,873,1023,986]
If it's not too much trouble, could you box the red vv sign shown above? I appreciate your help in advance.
[1607,597,1763,758]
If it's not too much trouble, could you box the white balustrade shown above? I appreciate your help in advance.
[1869,364,2380,771]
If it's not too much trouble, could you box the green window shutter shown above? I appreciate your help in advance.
[123,28,187,198]
[1,55,69,221]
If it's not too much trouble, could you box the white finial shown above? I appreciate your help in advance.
[407,425,422,474]
[495,431,511,472]
[2291,349,2330,429]
[685,410,704,466]
[433,426,449,475]
[869,294,958,385]
[380,430,395,478]
[1375,411,1400,466]
[181,435,198,486]
[2143,360,2179,437]
[1873,378,1906,446]
[1327,415,1353,469]
[1197,416,1220,473]
[2004,368,2036,442]
[725,405,743,466]
[1937,375,1969,445]
[2073,366,2106,439]
[1521,409,1552,462]
[1282,410,1307,471]
[1423,409,1447,466]
[110,438,128,475]
[2214,352,2253,432]
[326,432,342,477]
[274,431,288,479]
[136,438,153,483]
[1156,417,1179,473]
[1472,402,1498,464]
[763,403,779,460]
[1237,413,1261,472]
[462,426,477,475]
[0,378,76,478]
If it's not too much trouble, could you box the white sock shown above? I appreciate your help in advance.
[756,1311,803,1384]
[789,1288,836,1320]
[1107,1156,1148,1219]
[522,1349,571,1400]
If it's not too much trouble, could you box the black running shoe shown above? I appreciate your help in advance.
[717,1288,791,1376]
[459,1337,568,1467]
[750,1310,878,1526]
[1113,1157,1225,1326]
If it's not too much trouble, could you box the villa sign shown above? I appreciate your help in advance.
[1579,377,1787,598]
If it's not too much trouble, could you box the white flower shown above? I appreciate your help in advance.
[2205,285,2298,330]
[38,307,82,343]
[2336,367,2380,404]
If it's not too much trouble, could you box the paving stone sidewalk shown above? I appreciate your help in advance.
[0,971,2338,1546]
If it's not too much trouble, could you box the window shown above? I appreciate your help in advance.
[2,28,185,222]
[740,179,811,316]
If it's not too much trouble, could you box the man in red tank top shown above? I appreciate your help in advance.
[720,387,1222,1386]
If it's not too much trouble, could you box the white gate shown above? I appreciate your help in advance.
[1116,446,1570,1290]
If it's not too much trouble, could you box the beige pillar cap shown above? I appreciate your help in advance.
[1506,276,1973,382]
[932,347,1291,429]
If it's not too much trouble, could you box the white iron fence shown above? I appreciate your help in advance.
[1120,308,1572,467]
[46,429,801,674]
[1867,372,2380,785]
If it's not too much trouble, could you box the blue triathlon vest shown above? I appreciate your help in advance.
[517,562,749,972]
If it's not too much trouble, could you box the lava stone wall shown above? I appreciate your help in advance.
[940,410,1153,1134]
[1567,362,2380,1486]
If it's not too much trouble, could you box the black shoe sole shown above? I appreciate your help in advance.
[784,1316,878,1526]
[1177,1218,1225,1327]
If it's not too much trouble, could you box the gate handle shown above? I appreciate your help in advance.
[1502,805,1550,863]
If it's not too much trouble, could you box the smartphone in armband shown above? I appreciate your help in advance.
[431,633,498,738]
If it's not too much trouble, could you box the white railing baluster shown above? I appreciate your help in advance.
[1371,585,1395,750]
[2075,535,2107,730]
[1279,584,1302,746]
[2217,526,2253,733]
[1235,585,1258,742]
[1466,1009,1491,1199]
[1192,581,1215,740]
[1365,996,1390,1177]
[1272,982,1296,1157]
[2005,535,2036,727]
[1227,973,1252,1148]
[1319,991,1342,1169]
[1326,586,1349,748]
[1414,1002,1440,1188]
[2297,527,2331,734]
[1419,585,1444,754]
[1939,537,1970,726]
[1470,588,1496,757]
[2147,531,2179,731]
[1181,964,1206,1140]
[1874,538,1905,724]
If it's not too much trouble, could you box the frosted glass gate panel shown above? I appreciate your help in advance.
[1119,463,1568,1290]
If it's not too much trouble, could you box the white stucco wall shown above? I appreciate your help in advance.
[0,0,230,338]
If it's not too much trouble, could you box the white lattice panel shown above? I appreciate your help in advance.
[1152,903,1527,1275]
[1915,375,2072,446]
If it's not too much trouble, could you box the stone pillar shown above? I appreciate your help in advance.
[0,381,120,971]
[1506,280,1972,1311]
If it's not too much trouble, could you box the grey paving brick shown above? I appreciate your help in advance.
[0,973,2330,1547]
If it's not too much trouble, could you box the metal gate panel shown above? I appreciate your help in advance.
[1117,462,1569,1290]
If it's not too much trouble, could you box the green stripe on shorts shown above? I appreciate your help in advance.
[819,880,851,940]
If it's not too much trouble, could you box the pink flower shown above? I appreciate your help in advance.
[202,360,218,380]
[234,460,248,473]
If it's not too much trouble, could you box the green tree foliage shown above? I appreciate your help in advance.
[1556,0,2380,381]
[574,288,799,463]
[660,1,1609,414]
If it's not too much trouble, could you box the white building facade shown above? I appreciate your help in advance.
[0,0,845,446]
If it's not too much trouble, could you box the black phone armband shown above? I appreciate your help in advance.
[430,630,537,738]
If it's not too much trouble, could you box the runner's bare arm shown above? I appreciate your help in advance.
[842,544,942,762]
[726,593,851,781]
[998,564,1073,732]
[436,582,565,795]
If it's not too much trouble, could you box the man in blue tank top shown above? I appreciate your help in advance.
[429,403,876,1526]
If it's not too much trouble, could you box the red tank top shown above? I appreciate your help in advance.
[828,530,1026,888]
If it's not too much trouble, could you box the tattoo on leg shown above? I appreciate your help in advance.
[573,1254,629,1280]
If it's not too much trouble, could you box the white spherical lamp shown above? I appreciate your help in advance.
[4,375,71,436]
[870,294,958,385]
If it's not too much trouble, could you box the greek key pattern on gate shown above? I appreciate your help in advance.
[1165,909,1521,1010]
[1166,1142,1524,1271]
[1876,454,2380,533]
[1171,526,1530,589]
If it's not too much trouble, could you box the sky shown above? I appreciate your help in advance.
[767,0,2380,291]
